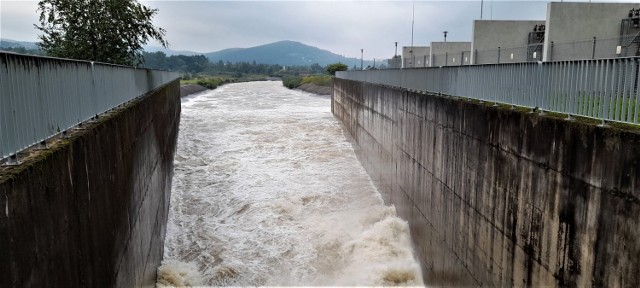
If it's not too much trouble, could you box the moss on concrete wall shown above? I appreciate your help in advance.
[0,80,180,287]
[333,78,640,287]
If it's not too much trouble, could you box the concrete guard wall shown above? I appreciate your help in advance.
[332,78,640,287]
[0,80,181,287]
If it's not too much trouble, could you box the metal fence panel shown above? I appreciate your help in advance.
[0,52,179,161]
[336,57,640,125]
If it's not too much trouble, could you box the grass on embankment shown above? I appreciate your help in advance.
[181,74,270,89]
[282,75,332,89]
[181,76,229,89]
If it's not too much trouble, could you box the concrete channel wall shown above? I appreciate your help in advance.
[332,78,640,287]
[0,80,181,287]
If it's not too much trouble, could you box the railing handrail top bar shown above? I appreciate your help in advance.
[0,50,175,73]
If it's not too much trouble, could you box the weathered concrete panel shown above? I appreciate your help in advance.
[543,2,637,61]
[430,42,471,67]
[0,80,180,287]
[402,46,430,68]
[333,78,640,287]
[471,20,545,64]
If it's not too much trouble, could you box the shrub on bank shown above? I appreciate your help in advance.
[282,76,302,89]
[283,75,332,89]
[300,75,332,87]
[181,76,229,89]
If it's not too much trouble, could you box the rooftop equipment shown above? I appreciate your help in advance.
[618,8,640,57]
[527,24,545,61]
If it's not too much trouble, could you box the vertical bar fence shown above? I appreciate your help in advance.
[336,56,640,126]
[0,52,179,162]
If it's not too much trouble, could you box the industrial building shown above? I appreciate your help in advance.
[543,2,640,61]
[393,2,640,68]
[471,20,546,64]
[402,46,430,68]
[430,42,471,66]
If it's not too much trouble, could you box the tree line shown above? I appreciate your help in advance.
[0,46,342,78]
[0,46,47,56]
[142,51,332,77]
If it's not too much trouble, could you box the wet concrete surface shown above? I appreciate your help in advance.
[332,78,640,287]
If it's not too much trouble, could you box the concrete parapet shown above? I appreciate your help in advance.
[332,78,640,287]
[0,80,181,287]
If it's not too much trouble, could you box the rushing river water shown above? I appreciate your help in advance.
[157,81,423,286]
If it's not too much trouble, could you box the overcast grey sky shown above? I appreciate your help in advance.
[0,1,599,60]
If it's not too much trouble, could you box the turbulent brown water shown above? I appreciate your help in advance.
[157,81,424,286]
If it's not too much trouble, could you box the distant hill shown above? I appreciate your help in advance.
[144,46,202,56]
[0,39,39,50]
[205,40,372,67]
[1,38,377,68]
[0,39,201,57]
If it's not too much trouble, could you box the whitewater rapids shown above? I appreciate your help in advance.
[157,81,424,286]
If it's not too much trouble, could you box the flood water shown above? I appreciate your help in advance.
[157,81,423,286]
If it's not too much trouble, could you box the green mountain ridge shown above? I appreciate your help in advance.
[204,40,371,67]
[0,39,39,50]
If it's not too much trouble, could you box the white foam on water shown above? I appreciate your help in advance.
[159,81,424,286]
[157,260,204,287]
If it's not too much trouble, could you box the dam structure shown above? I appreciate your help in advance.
[0,52,180,287]
[2,51,640,287]
[333,58,640,287]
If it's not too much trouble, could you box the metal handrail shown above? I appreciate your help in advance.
[337,57,640,125]
[0,52,180,162]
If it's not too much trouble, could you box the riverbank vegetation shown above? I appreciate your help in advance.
[181,75,271,89]
[142,51,325,77]
[142,51,345,92]
[282,75,332,89]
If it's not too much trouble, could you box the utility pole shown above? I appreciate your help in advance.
[361,49,364,70]
[408,1,415,68]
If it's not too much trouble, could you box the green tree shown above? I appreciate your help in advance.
[35,0,167,66]
[326,63,348,76]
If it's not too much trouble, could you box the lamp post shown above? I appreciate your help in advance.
[361,49,364,70]
[443,31,448,42]
[394,42,398,69]
[395,42,398,57]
